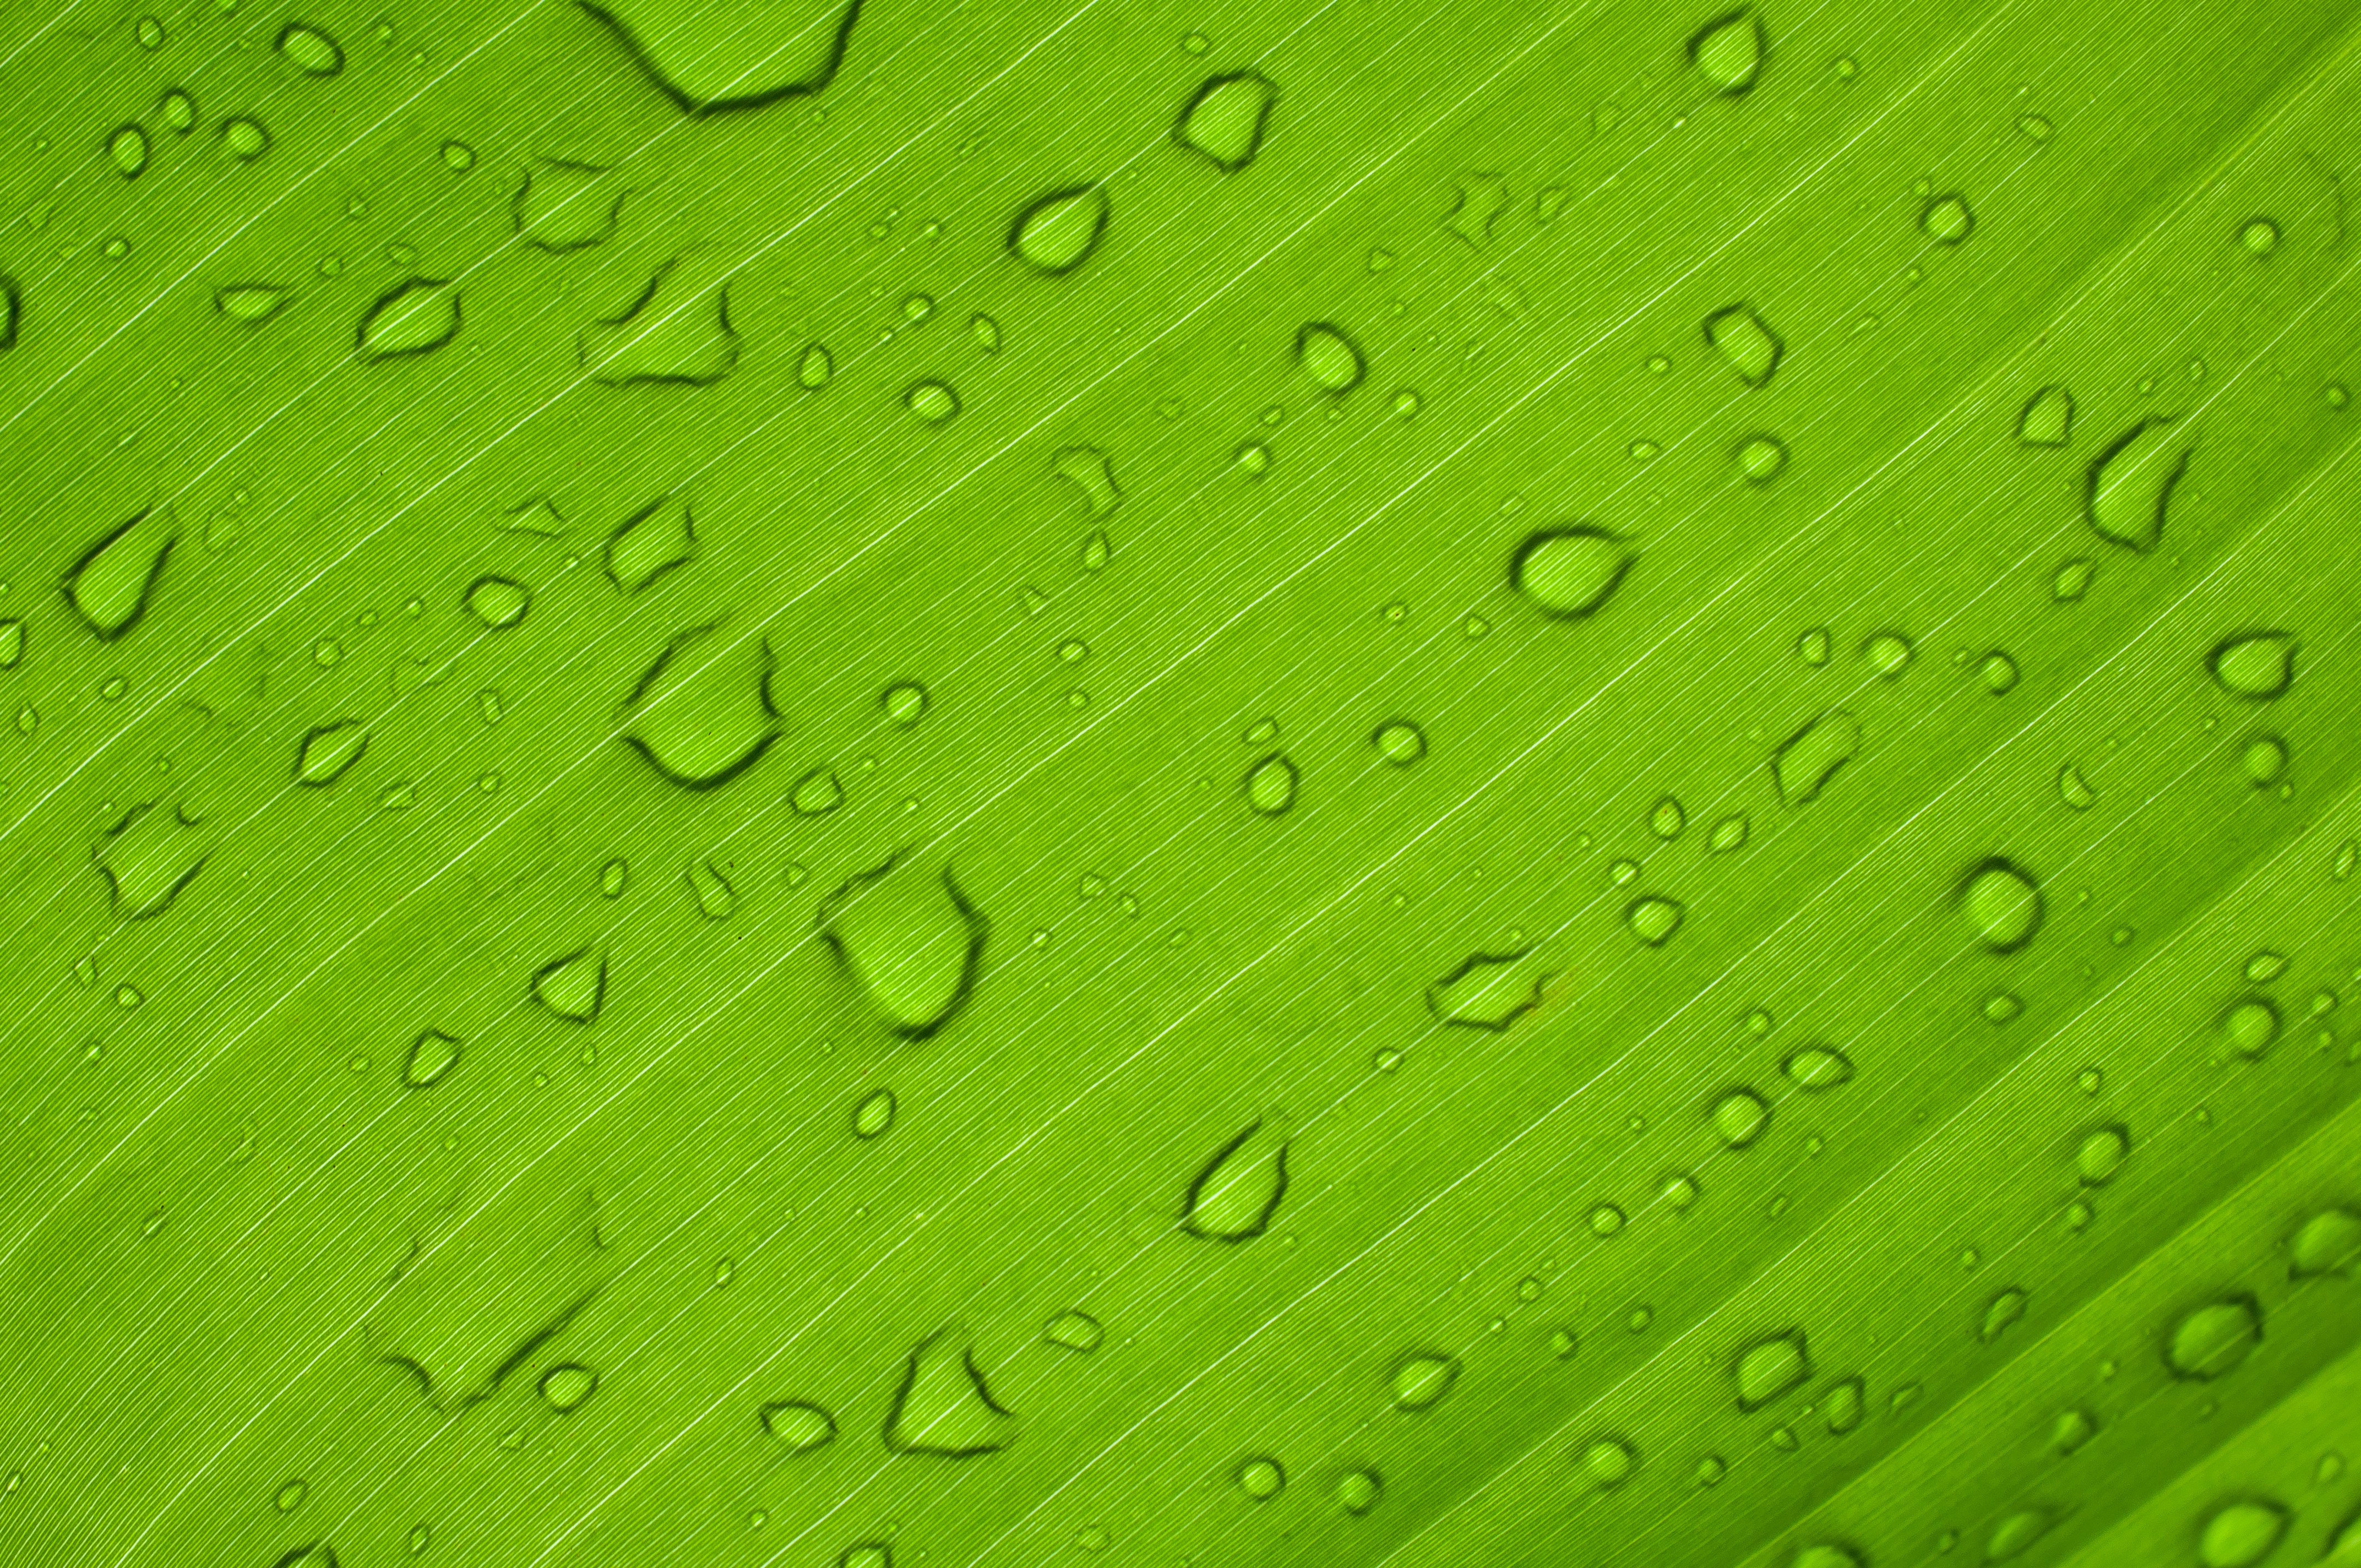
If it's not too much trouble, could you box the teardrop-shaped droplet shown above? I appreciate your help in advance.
[2074,1123,2130,1185]
[216,283,290,322]
[759,1400,837,1452]
[2197,1500,2288,1568]
[882,1327,1017,1457]
[1180,1119,1288,1241]
[357,279,461,360]
[403,1028,461,1088]
[852,1087,896,1139]
[2017,385,2073,446]
[1688,8,1766,94]
[63,506,176,641]
[2287,1205,2361,1278]
[1389,1350,1460,1410]
[1008,186,1108,276]
[1713,1087,1771,1148]
[797,342,834,388]
[293,718,369,785]
[2208,631,2296,699]
[1175,71,1278,171]
[276,21,345,74]
[110,124,151,177]
[530,946,608,1023]
[1511,525,1634,618]
[818,856,987,1039]
[1919,192,1973,244]
[2084,416,2193,552]
[1624,895,1683,946]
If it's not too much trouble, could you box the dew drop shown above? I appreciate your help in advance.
[1984,1510,2057,1561]
[2220,997,2280,1059]
[63,506,176,642]
[1704,301,1782,386]
[530,946,607,1023]
[1650,796,1685,839]
[1688,9,1766,94]
[1782,1044,1854,1091]
[2165,1295,2262,1380]
[1734,1330,1810,1410]
[538,1363,597,1412]
[1961,858,2042,952]
[1580,1435,1638,1489]
[109,124,151,178]
[404,1028,461,1089]
[2239,217,2280,255]
[1823,1375,1864,1434]
[464,575,530,629]
[2074,1123,2129,1185]
[1175,71,1278,171]
[760,1400,837,1452]
[1979,651,2019,694]
[1043,1309,1103,1352]
[1244,752,1299,816]
[2208,631,2296,699]
[358,279,461,360]
[1978,1286,2028,1342]
[883,1328,1018,1457]
[1237,1456,1285,1500]
[1390,1351,1460,1410]
[1713,1087,1771,1148]
[1511,525,1634,618]
[2018,385,2074,447]
[1336,1467,1381,1515]
[2198,1500,2288,1568]
[1625,895,1683,946]
[277,21,345,74]
[2057,763,2096,810]
[1772,709,1860,805]
[2085,416,2193,552]
[1373,720,1427,765]
[1920,192,1973,244]
[905,380,961,424]
[2287,1206,2361,1278]
[1295,322,1366,394]
[818,855,986,1039]
[293,718,369,786]
[1009,186,1109,275]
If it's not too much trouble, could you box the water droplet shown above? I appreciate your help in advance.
[1392,389,1422,419]
[503,159,622,256]
[1009,186,1108,275]
[358,279,461,360]
[2287,1206,2361,1278]
[1295,322,1366,394]
[1979,651,2020,694]
[2074,1123,2129,1185]
[63,506,176,642]
[1689,8,1766,94]
[1441,171,1510,247]
[2238,216,2280,255]
[618,625,777,789]
[1978,1286,2028,1343]
[1983,1509,2059,1562]
[1426,948,1551,1031]
[407,1525,429,1555]
[2220,997,2280,1059]
[135,12,166,46]
[2194,1500,2287,1568]
[1237,1455,1285,1500]
[2208,631,2297,699]
[1920,192,1973,244]
[1705,301,1783,386]
[905,380,961,424]
[108,124,151,178]
[1735,1330,1810,1410]
[216,116,271,162]
[596,858,630,900]
[2084,416,2193,552]
[1336,1467,1382,1514]
[274,1479,308,1512]
[1180,1118,1290,1242]
[1580,1435,1638,1489]
[2057,763,2097,810]
[1792,1546,1864,1568]
[1232,439,1273,476]
[1626,895,1683,946]
[1733,433,1789,484]
[1510,525,1634,619]
[2018,385,2074,447]
[1961,858,2042,952]
[404,1028,461,1088]
[1175,70,1277,171]
[277,20,344,73]
[883,1327,1017,1457]
[1390,1350,1460,1410]
[1772,709,1860,805]
[1713,1087,1771,1148]
[579,260,738,384]
[2242,735,2289,787]
[91,801,208,918]
[760,1400,837,1452]
[1647,796,1687,840]
[1583,1202,1624,1237]
[530,946,607,1023]
[2165,1295,2262,1380]
[1244,752,1298,816]
[1820,1374,1865,1434]
[538,1363,596,1412]
[1051,445,1121,519]
[1367,719,1428,766]
[1782,1045,1854,1091]
[1043,1309,1103,1352]
[818,855,984,1038]
[1548,1327,1579,1358]
[1695,1454,1729,1487]
[1862,629,1913,678]
[462,575,530,629]
[293,718,369,786]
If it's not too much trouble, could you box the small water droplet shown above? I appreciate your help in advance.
[530,946,607,1023]
[1649,796,1686,839]
[1772,709,1860,806]
[538,1363,597,1412]
[2287,1205,2361,1278]
[2085,417,2194,552]
[1920,192,1973,244]
[904,380,961,424]
[1295,322,1367,394]
[1781,1044,1854,1091]
[1960,858,2043,952]
[1705,301,1782,386]
[275,1479,308,1512]
[2239,217,2281,255]
[1978,1285,2029,1342]
[1336,1467,1382,1515]
[1579,1434,1638,1489]
[1182,1120,1289,1240]
[2057,763,2097,810]
[1713,1087,1771,1148]
[1236,1455,1285,1499]
[1373,720,1427,766]
[357,279,461,360]
[1009,185,1109,275]
[1511,525,1634,618]
[277,21,345,74]
[1233,440,1273,475]
[2242,735,2291,787]
[2219,997,2280,1060]
[1625,895,1683,946]
[1390,1350,1461,1409]
[760,1400,837,1452]
[1979,651,2020,693]
[2209,631,2297,699]
[464,575,530,629]
[1043,1309,1103,1352]
[1244,753,1299,816]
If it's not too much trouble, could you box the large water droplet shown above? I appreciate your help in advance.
[92,801,208,918]
[576,0,858,112]
[1174,71,1277,171]
[1772,709,1859,805]
[1704,301,1782,386]
[1181,1119,1288,1241]
[581,262,738,384]
[1009,186,1108,275]
[2084,417,2192,552]
[2164,1295,2262,1380]
[63,506,176,641]
[276,21,344,74]
[1426,948,1550,1031]
[618,625,777,790]
[1511,525,1634,618]
[1960,858,2042,952]
[759,1400,837,1452]
[818,854,987,1039]
[512,158,624,252]
[2208,631,2296,699]
[2074,1124,2129,1185]
[404,1028,461,1088]
[1052,446,1121,518]
[293,718,369,786]
[2217,996,2279,1060]
[2196,1500,2288,1568]
[1734,1329,1809,1410]
[1295,322,1366,394]
[1373,720,1427,766]
[530,946,607,1023]
[1984,1508,2057,1561]
[882,1328,1017,1457]
[2288,1206,2361,1278]
[1781,1045,1853,1091]
[358,280,461,360]
[1713,1087,1771,1148]
[606,494,697,593]
[1389,1350,1460,1410]
[1244,752,1299,816]
[109,124,150,178]
[2017,385,2073,447]
[222,115,270,160]
[1688,8,1766,94]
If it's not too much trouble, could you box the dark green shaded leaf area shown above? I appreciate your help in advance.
[1,0,2358,1564]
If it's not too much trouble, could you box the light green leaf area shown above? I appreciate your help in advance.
[0,0,2355,1564]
